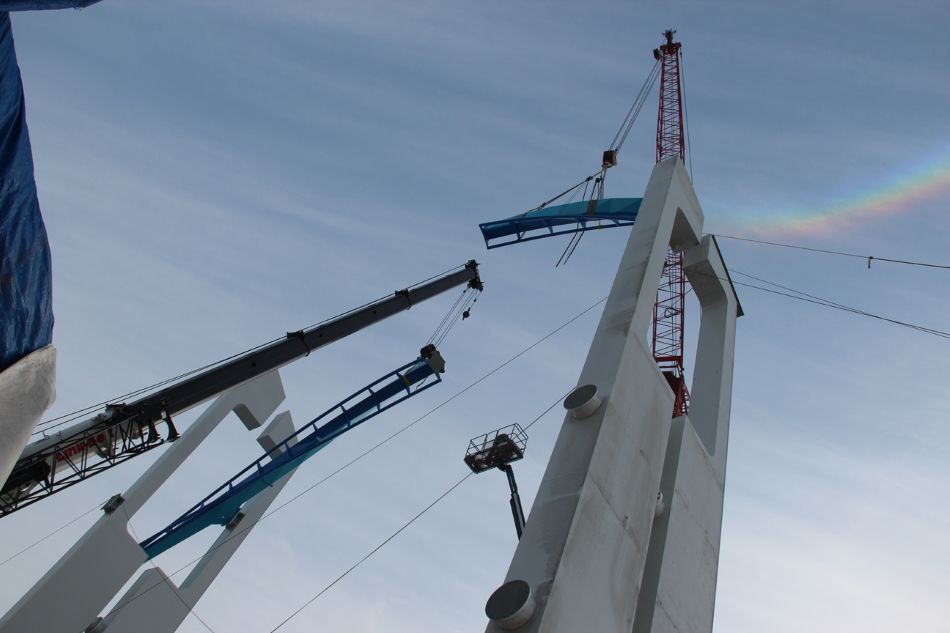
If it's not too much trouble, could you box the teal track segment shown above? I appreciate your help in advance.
[139,357,440,559]
[478,197,642,249]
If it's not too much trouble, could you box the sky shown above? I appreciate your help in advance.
[1,1,950,631]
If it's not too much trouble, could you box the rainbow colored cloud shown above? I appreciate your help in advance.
[715,152,950,237]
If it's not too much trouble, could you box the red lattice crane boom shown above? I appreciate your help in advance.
[652,29,690,417]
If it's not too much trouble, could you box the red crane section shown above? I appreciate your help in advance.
[655,30,685,163]
[652,30,690,417]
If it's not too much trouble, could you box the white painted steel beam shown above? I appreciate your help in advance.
[98,411,301,633]
[0,371,287,633]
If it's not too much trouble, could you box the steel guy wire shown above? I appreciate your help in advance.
[610,59,661,153]
[433,290,478,348]
[265,391,569,633]
[681,49,694,181]
[0,497,110,569]
[728,268,950,339]
[713,233,950,271]
[123,506,218,633]
[689,267,950,340]
[427,287,468,345]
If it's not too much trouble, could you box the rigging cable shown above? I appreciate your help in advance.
[0,497,109,568]
[713,233,950,271]
[434,290,479,348]
[122,506,218,633]
[681,49,693,181]
[531,59,660,214]
[687,267,950,340]
[729,268,950,339]
[532,171,600,211]
[556,229,586,267]
[555,59,659,268]
[266,391,569,633]
[609,59,661,155]
[269,473,470,632]
[427,287,469,345]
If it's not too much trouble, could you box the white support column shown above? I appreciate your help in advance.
[485,158,705,633]
[98,411,301,633]
[632,236,742,633]
[0,371,286,633]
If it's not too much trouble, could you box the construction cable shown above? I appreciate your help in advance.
[267,472,471,632]
[531,171,602,211]
[265,391,569,633]
[430,286,480,348]
[713,233,950,271]
[681,50,694,181]
[541,60,658,245]
[0,497,110,569]
[609,59,661,154]
[556,229,586,268]
[728,269,950,339]
[122,506,218,633]
[79,295,608,623]
[688,267,950,340]
[426,287,469,345]
[555,157,613,268]
[433,291,479,348]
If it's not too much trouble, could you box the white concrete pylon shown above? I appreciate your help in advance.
[484,157,741,633]
[632,235,741,633]
[0,371,293,633]
[95,410,300,633]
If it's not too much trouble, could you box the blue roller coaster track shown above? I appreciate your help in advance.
[479,197,642,250]
[139,352,443,559]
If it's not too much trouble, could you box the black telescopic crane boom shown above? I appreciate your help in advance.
[1,260,483,516]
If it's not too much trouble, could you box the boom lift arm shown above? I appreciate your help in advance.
[1,261,482,516]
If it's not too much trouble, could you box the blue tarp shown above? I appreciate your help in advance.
[0,2,101,371]
[1,2,100,10]
[0,12,51,372]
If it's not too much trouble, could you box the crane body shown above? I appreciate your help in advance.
[1,260,482,516]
